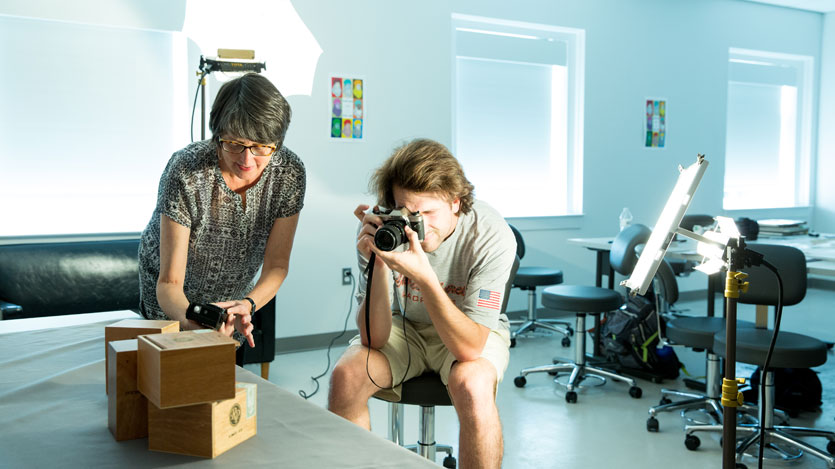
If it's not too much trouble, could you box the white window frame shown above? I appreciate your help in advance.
[451,14,585,229]
[723,47,814,211]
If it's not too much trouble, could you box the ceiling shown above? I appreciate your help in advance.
[743,0,835,12]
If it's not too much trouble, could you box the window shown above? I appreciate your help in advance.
[0,15,188,237]
[452,14,584,218]
[723,48,813,210]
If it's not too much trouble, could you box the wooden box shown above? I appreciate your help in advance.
[148,382,257,458]
[105,319,179,394]
[137,330,236,409]
[107,339,147,441]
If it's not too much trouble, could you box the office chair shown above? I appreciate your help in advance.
[683,244,835,467]
[646,259,757,432]
[507,224,572,348]
[669,214,715,277]
[376,255,519,467]
[513,224,651,403]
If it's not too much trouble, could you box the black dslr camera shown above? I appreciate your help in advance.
[373,207,426,252]
[186,303,228,330]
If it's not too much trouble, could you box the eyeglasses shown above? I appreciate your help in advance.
[218,138,276,157]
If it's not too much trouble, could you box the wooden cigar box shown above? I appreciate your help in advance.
[107,339,147,441]
[137,330,236,409]
[105,319,179,394]
[148,382,257,458]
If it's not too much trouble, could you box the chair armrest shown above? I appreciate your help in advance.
[0,300,24,320]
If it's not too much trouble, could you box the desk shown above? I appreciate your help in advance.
[0,318,435,468]
[569,234,835,316]
[567,236,702,289]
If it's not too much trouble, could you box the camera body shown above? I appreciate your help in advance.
[186,302,228,330]
[373,207,426,252]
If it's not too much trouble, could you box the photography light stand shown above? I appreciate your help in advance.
[192,52,266,141]
[620,155,757,469]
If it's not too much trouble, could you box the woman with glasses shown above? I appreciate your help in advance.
[138,73,305,348]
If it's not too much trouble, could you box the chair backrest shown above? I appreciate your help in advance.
[509,224,525,260]
[500,255,521,314]
[680,214,715,231]
[735,243,807,307]
[652,258,679,306]
[609,223,652,276]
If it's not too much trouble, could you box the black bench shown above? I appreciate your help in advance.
[0,239,275,378]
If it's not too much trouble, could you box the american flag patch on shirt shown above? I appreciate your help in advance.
[476,289,502,310]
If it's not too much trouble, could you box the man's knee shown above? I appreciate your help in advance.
[447,359,497,407]
[330,346,370,397]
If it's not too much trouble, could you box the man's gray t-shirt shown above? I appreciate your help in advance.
[138,140,306,319]
[357,199,516,332]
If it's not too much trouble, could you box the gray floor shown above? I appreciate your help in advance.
[244,287,835,468]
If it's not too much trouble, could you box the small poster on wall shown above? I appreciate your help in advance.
[644,98,666,148]
[330,76,364,140]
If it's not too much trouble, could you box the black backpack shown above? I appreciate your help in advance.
[744,367,822,418]
[599,294,681,381]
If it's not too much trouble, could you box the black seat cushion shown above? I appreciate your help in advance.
[541,285,622,313]
[666,317,754,350]
[513,267,563,289]
[398,373,452,407]
[0,240,140,319]
[714,328,827,369]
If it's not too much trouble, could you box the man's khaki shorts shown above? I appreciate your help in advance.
[348,314,511,402]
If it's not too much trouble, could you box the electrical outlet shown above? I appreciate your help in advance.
[342,267,352,285]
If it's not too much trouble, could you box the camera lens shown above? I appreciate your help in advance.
[374,224,405,251]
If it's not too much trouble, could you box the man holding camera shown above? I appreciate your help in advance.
[328,139,516,468]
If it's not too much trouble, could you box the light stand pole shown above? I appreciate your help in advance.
[721,237,749,469]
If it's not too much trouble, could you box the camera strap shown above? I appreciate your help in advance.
[364,252,411,390]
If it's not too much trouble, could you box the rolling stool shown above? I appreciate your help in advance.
[514,285,642,403]
[377,373,457,468]
[508,225,572,348]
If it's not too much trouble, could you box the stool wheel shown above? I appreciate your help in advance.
[659,396,672,406]
[561,337,571,347]
[567,326,574,337]
[565,391,578,404]
[510,337,516,348]
[514,376,526,388]
[629,386,642,399]
[684,434,700,451]
[646,416,659,432]
[827,440,835,455]
[442,455,457,468]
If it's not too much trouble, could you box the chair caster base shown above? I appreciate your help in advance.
[629,386,642,398]
[565,391,578,403]
[685,434,700,451]
[647,416,659,432]
[514,376,526,388]
[442,455,456,468]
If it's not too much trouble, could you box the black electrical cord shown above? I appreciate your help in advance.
[364,252,411,390]
[757,258,783,469]
[190,69,209,143]
[298,270,357,400]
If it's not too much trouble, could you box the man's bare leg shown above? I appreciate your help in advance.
[447,358,502,469]
[328,344,393,430]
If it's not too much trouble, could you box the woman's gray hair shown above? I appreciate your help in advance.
[209,73,292,148]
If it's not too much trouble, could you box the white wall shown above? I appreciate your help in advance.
[814,12,835,232]
[0,0,827,338]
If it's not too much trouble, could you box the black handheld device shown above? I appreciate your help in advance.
[372,207,425,252]
[186,303,228,330]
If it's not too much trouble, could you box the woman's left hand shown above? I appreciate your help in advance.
[214,300,256,348]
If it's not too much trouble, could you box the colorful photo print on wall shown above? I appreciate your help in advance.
[644,98,666,148]
[331,76,364,139]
